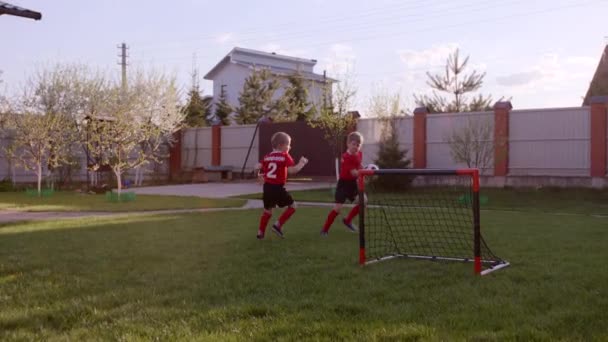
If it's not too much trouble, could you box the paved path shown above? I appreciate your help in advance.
[0,181,334,224]
[126,180,331,198]
[0,199,338,224]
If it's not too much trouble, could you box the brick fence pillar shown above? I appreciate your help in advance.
[413,106,428,169]
[494,101,512,179]
[212,124,222,166]
[590,96,607,187]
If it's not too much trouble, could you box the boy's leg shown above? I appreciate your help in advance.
[258,209,272,239]
[271,189,294,238]
[342,183,361,232]
[342,205,359,232]
[272,205,294,238]
[322,203,342,233]
[344,204,359,224]
[276,203,296,228]
[323,180,348,234]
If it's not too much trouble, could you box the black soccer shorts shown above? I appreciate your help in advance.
[335,179,358,204]
[263,183,294,209]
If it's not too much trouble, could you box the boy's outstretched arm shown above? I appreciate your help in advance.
[288,156,308,174]
[254,162,264,183]
[350,161,364,177]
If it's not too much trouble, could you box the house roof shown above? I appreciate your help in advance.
[582,44,608,106]
[0,1,41,20]
[233,47,317,66]
[204,47,335,82]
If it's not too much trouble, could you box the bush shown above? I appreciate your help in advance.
[372,119,412,191]
[0,177,15,192]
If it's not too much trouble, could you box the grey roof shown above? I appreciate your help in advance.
[204,47,334,82]
[0,1,42,20]
[232,47,317,66]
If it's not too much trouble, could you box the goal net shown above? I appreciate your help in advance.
[357,168,509,275]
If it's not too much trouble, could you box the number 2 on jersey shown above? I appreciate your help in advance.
[266,162,278,178]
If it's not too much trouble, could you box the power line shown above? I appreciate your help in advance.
[132,0,453,48]
[281,0,599,52]
[133,0,524,54]
[215,0,527,51]
[128,0,526,64]
[128,0,596,69]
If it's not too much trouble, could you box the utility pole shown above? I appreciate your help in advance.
[190,52,199,92]
[117,42,128,93]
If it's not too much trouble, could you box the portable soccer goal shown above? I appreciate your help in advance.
[357,168,509,275]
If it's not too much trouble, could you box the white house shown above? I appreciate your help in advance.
[203,47,335,120]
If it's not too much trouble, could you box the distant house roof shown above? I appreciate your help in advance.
[0,1,41,20]
[204,47,335,82]
[582,44,608,106]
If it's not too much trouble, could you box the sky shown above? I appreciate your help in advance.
[1,0,607,116]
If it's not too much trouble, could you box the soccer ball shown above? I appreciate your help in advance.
[365,163,380,170]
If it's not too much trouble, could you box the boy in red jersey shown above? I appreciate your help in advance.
[255,132,308,239]
[321,131,365,235]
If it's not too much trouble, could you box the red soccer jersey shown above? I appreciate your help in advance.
[339,151,362,181]
[261,150,295,185]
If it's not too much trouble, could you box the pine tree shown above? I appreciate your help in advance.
[235,68,282,124]
[213,85,232,125]
[280,72,314,122]
[414,49,501,113]
[182,85,210,127]
[373,119,412,190]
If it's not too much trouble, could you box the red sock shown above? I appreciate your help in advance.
[278,207,296,228]
[322,210,339,232]
[345,205,360,224]
[259,211,272,234]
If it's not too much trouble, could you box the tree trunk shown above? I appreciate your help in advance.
[36,162,42,197]
[115,169,122,197]
[10,162,15,186]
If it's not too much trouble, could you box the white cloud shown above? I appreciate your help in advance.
[395,43,490,85]
[496,70,544,87]
[259,43,281,53]
[565,56,597,67]
[320,44,357,76]
[397,43,459,69]
[496,53,595,91]
[394,42,471,95]
[215,32,234,44]
[256,43,308,58]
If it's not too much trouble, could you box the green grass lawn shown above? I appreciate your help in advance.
[0,208,606,340]
[0,192,245,212]
[240,186,608,216]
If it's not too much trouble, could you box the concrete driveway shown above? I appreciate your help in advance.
[127,181,331,198]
